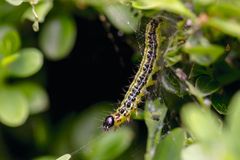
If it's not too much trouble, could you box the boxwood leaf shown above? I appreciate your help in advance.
[0,87,29,127]
[5,0,23,6]
[153,128,185,160]
[7,48,43,77]
[39,15,76,60]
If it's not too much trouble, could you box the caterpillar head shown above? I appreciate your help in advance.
[103,115,114,131]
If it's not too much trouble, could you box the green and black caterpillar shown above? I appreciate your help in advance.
[103,17,162,131]
[103,15,184,131]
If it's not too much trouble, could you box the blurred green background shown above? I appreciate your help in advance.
[1,0,240,160]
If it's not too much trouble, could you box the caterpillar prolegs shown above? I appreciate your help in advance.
[103,16,169,131]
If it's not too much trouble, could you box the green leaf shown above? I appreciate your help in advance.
[76,0,105,7]
[206,17,240,38]
[103,3,141,33]
[161,70,186,97]
[183,44,225,66]
[185,81,205,100]
[5,0,23,6]
[88,128,133,160]
[211,94,229,115]
[182,141,231,160]
[195,75,220,96]
[39,15,76,60]
[0,87,29,127]
[144,99,168,160]
[0,25,21,56]
[144,100,168,137]
[189,65,210,79]
[70,104,112,154]
[56,154,71,160]
[215,61,240,86]
[153,128,185,160]
[7,48,43,77]
[68,103,134,160]
[1,53,19,67]
[22,0,53,23]
[165,53,182,67]
[34,156,56,160]
[182,144,214,160]
[14,82,49,114]
[226,91,240,151]
[208,3,240,20]
[181,103,221,142]
[132,0,195,18]
[193,0,214,5]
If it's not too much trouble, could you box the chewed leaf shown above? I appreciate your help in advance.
[144,99,168,160]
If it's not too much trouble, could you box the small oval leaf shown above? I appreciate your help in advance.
[5,0,23,6]
[88,128,134,160]
[8,48,43,77]
[39,15,77,60]
[103,3,141,33]
[67,103,133,160]
[181,103,221,142]
[0,87,29,127]
[183,44,225,66]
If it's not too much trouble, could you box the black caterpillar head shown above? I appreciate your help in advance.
[103,116,114,131]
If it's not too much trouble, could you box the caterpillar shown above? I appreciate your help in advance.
[103,16,166,131]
